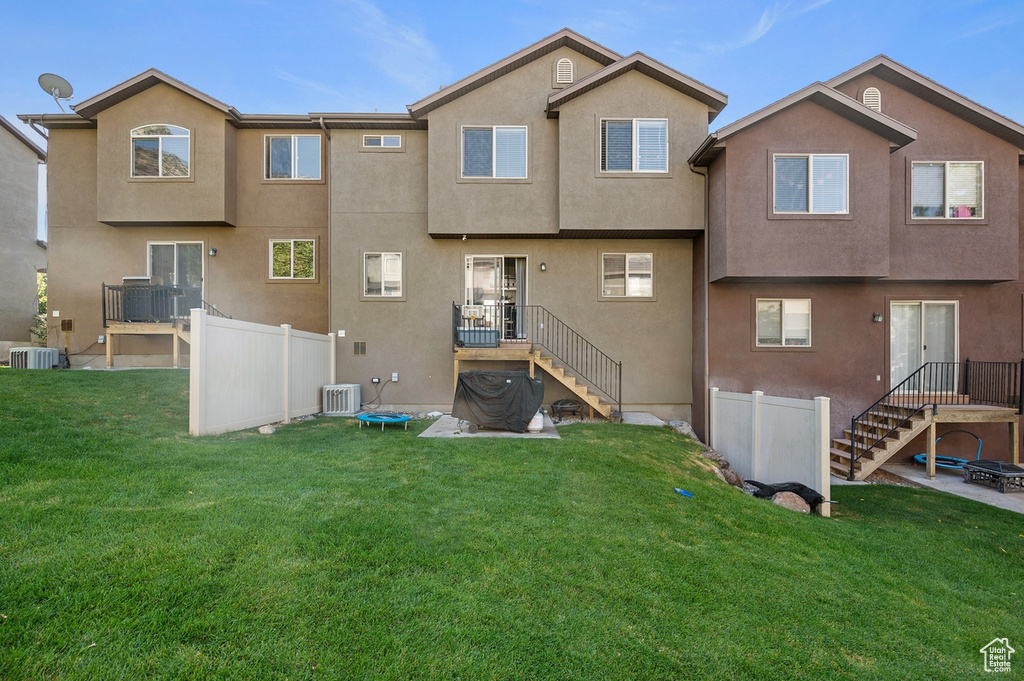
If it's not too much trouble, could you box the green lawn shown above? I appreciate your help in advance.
[1,370,1021,680]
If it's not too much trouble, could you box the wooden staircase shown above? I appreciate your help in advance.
[531,349,613,419]
[829,404,932,480]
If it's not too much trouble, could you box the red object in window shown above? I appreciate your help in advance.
[955,205,973,218]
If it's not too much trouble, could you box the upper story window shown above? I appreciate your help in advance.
[270,239,315,280]
[364,252,402,297]
[601,119,668,173]
[756,299,811,347]
[363,134,402,148]
[131,124,190,178]
[462,126,527,179]
[265,134,321,180]
[911,161,983,219]
[773,154,848,214]
[602,253,653,298]
[556,58,574,84]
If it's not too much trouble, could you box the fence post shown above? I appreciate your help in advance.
[329,332,337,386]
[708,387,719,450]
[814,396,831,518]
[188,308,207,436]
[282,324,292,424]
[751,391,763,480]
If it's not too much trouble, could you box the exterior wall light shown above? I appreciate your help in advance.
[872,312,883,323]
[208,247,218,256]
[540,262,547,271]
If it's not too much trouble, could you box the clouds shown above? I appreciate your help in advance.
[698,0,833,54]
[329,0,453,95]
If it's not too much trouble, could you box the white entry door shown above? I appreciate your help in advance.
[464,255,527,339]
[890,301,958,390]
[149,242,204,317]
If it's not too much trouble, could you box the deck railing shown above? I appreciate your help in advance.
[848,358,1023,479]
[102,283,229,328]
[452,302,622,414]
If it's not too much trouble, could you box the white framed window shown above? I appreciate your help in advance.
[556,58,574,84]
[265,134,321,180]
[364,252,402,297]
[911,161,983,219]
[270,239,315,279]
[773,154,848,214]
[131,124,190,178]
[602,253,653,298]
[363,134,402,148]
[462,126,528,178]
[600,118,668,173]
[756,299,811,347]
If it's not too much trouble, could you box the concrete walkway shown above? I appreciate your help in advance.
[884,464,1024,515]
[419,414,560,439]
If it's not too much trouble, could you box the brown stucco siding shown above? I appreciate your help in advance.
[711,99,892,280]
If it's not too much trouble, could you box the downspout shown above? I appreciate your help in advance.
[688,161,710,441]
[319,116,334,381]
[25,117,48,141]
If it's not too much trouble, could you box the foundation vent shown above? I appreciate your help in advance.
[323,383,361,416]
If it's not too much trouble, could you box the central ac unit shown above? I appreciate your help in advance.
[323,384,361,416]
[9,347,59,369]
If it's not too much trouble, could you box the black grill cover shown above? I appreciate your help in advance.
[451,370,545,433]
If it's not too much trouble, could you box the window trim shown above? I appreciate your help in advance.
[460,125,529,180]
[362,134,402,149]
[268,238,316,281]
[909,160,984,221]
[599,117,669,175]
[599,252,654,301]
[263,134,322,181]
[772,153,849,215]
[362,251,404,300]
[755,298,812,348]
[130,124,191,179]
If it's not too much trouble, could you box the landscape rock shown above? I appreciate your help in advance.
[771,491,810,514]
[721,467,745,489]
[258,425,276,435]
[700,448,731,470]
[741,482,760,496]
[668,420,706,447]
[711,466,728,484]
[426,411,444,419]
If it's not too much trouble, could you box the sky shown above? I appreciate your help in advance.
[3,0,1024,235]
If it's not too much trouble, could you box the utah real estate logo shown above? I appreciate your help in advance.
[980,638,1015,673]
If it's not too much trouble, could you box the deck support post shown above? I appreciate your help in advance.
[926,421,937,480]
[1011,418,1019,466]
[106,332,114,368]
[172,331,180,369]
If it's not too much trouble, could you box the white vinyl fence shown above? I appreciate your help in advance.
[708,388,830,517]
[189,309,336,436]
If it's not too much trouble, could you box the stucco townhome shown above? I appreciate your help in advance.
[0,115,46,355]
[690,56,1024,468]
[21,29,727,423]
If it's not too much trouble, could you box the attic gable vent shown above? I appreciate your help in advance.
[556,58,574,84]
[862,87,881,112]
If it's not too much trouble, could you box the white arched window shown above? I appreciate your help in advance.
[131,124,190,177]
[862,87,881,113]
[556,58,574,85]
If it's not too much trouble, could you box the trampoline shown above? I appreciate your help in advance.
[912,430,982,470]
[357,412,411,431]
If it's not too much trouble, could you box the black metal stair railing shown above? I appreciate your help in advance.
[452,302,622,414]
[102,283,230,328]
[848,358,1023,479]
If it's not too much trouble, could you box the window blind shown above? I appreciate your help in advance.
[912,163,945,217]
[774,157,808,212]
[294,136,320,179]
[463,128,492,177]
[947,162,981,217]
[602,121,632,171]
[635,120,667,172]
[494,126,527,178]
[811,155,847,213]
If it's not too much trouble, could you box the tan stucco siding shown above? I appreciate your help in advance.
[0,125,43,342]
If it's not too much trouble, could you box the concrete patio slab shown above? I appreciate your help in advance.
[620,412,667,426]
[884,464,1024,515]
[419,414,561,439]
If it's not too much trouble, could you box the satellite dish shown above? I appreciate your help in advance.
[38,73,74,112]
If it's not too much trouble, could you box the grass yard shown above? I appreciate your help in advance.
[1,370,1021,680]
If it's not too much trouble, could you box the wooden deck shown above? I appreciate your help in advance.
[104,322,191,368]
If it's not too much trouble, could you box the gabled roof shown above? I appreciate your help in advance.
[547,52,728,123]
[0,115,46,160]
[688,82,917,167]
[407,28,621,118]
[72,68,242,121]
[826,55,1024,155]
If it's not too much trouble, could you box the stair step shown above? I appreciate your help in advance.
[832,439,887,457]
[829,447,864,465]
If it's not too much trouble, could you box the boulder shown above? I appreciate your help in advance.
[258,425,276,435]
[771,491,810,514]
[711,466,728,484]
[668,420,705,447]
[700,448,731,470]
[721,467,745,489]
